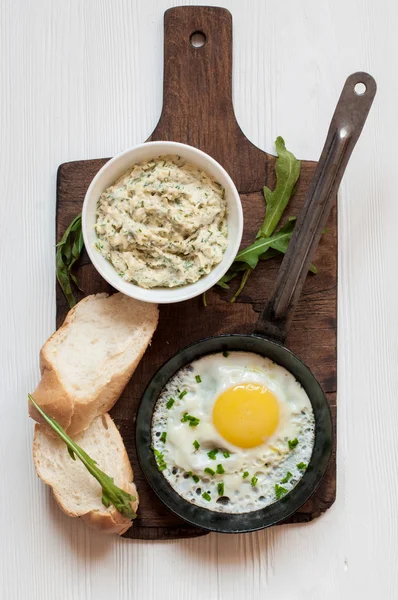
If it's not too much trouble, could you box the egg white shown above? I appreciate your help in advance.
[151,351,315,513]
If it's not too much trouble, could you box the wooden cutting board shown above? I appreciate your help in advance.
[56,6,336,540]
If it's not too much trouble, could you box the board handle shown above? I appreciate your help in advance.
[254,72,377,342]
[151,6,236,142]
[149,6,269,191]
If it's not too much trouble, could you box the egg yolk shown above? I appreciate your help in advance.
[212,383,279,448]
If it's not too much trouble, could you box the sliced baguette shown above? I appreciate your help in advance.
[29,292,158,435]
[33,413,138,535]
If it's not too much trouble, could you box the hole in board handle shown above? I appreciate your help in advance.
[354,82,367,95]
[190,31,206,48]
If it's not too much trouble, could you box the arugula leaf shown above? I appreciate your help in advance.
[216,263,249,289]
[227,219,318,303]
[56,214,84,308]
[257,137,301,239]
[212,137,302,301]
[229,267,253,303]
[234,227,297,270]
[259,219,318,274]
[28,394,136,520]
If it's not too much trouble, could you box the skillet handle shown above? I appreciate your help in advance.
[254,72,377,342]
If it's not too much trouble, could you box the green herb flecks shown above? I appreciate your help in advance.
[251,476,258,487]
[207,449,218,460]
[166,398,175,410]
[28,394,136,520]
[202,492,211,502]
[195,375,202,383]
[288,438,299,449]
[179,390,188,399]
[297,462,307,471]
[193,440,200,450]
[152,447,167,472]
[242,471,249,479]
[223,451,230,458]
[280,471,293,484]
[56,214,84,308]
[181,413,200,427]
[216,464,225,475]
[275,484,288,499]
[160,432,167,443]
[192,474,200,483]
[217,482,224,496]
[204,467,215,476]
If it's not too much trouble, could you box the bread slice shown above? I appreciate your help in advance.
[33,413,138,535]
[29,292,158,435]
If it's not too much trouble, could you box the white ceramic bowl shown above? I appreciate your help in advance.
[82,141,243,304]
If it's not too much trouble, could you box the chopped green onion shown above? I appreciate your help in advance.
[223,351,230,358]
[207,449,218,460]
[251,476,258,487]
[275,484,288,499]
[151,447,167,472]
[202,492,211,502]
[179,390,188,399]
[217,482,224,496]
[160,432,167,443]
[204,467,215,476]
[192,474,200,483]
[223,451,230,458]
[280,471,293,484]
[166,398,175,409]
[181,413,200,427]
[297,462,307,471]
[288,438,299,449]
[216,464,225,475]
[193,440,200,450]
[195,375,202,383]
[242,471,249,479]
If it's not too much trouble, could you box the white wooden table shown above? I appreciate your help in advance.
[1,0,396,598]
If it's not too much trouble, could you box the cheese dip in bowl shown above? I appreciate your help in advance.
[82,142,243,304]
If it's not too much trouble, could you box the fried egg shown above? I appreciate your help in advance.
[151,351,315,513]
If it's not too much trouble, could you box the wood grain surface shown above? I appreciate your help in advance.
[3,0,397,598]
[56,6,336,540]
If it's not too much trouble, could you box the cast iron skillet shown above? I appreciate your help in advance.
[136,72,376,533]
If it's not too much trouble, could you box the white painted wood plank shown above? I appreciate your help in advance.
[1,0,397,598]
